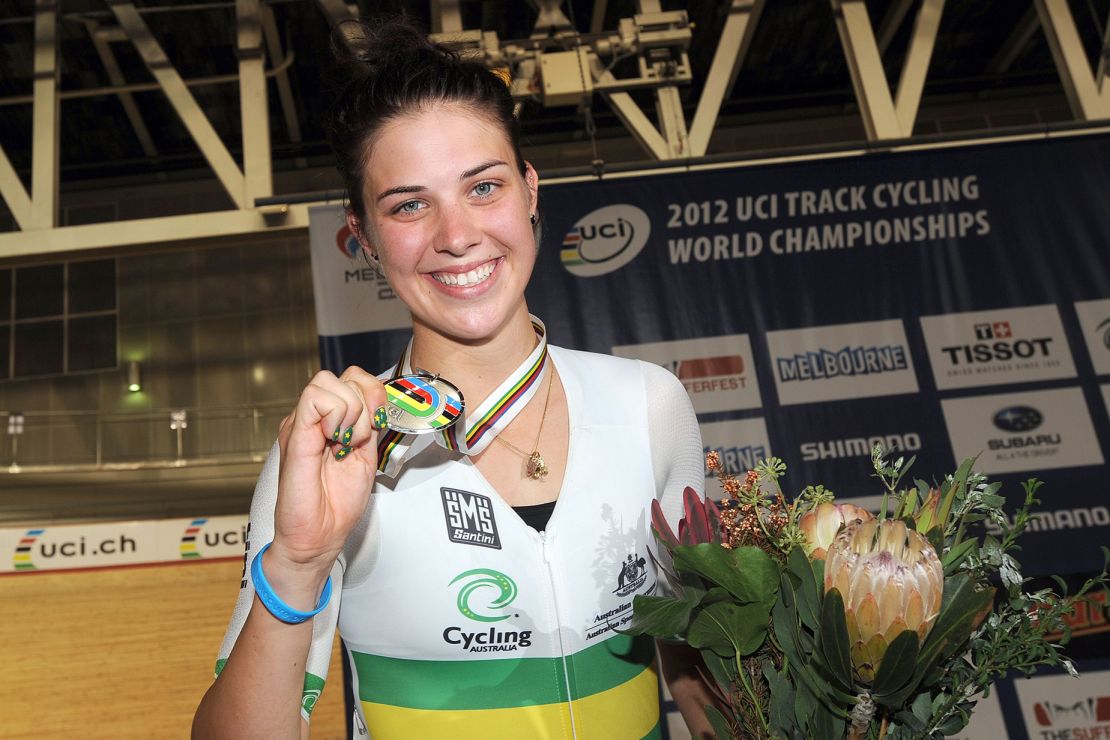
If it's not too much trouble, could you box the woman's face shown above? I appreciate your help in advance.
[351,103,539,344]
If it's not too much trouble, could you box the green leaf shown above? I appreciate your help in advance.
[818,588,853,687]
[810,701,845,740]
[672,544,781,606]
[704,705,733,740]
[700,648,737,694]
[687,601,772,656]
[787,547,821,630]
[763,659,798,735]
[941,538,979,575]
[872,630,920,701]
[624,595,693,637]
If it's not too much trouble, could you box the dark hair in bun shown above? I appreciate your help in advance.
[324,17,525,224]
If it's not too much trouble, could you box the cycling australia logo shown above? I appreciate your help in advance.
[766,319,918,405]
[612,334,762,414]
[921,304,1076,390]
[561,204,651,277]
[442,569,531,654]
[940,388,1104,474]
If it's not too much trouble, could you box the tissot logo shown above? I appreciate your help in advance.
[560,204,651,277]
[992,406,1043,433]
[921,305,1076,390]
[441,488,501,549]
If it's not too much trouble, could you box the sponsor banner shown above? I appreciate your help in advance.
[0,515,248,573]
[766,319,919,406]
[611,334,762,413]
[940,388,1104,474]
[1013,670,1110,738]
[770,394,952,499]
[920,304,1077,390]
[951,690,1008,740]
[700,418,772,477]
[1076,299,1110,376]
[308,204,411,336]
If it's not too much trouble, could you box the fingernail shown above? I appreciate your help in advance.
[332,424,342,442]
[341,426,354,445]
[335,445,352,461]
[372,406,388,430]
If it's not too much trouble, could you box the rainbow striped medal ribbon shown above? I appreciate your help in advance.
[376,317,548,477]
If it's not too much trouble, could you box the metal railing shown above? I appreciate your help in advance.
[0,401,296,473]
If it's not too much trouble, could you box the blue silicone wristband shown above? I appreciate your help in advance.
[250,541,333,624]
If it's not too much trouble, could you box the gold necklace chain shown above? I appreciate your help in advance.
[495,369,554,480]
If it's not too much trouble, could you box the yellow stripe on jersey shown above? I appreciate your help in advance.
[361,664,659,739]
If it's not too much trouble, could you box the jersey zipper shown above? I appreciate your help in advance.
[539,529,578,739]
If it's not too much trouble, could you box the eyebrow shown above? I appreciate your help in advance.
[375,160,509,204]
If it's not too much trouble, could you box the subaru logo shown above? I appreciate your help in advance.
[992,406,1043,432]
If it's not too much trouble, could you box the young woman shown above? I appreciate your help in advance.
[193,19,712,740]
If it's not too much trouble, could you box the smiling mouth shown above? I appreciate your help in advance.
[431,259,498,287]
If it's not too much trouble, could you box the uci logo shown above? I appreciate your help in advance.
[560,204,651,277]
[335,224,361,259]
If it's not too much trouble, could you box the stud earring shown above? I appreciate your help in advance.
[529,212,538,225]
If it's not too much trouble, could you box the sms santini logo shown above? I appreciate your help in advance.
[561,204,651,277]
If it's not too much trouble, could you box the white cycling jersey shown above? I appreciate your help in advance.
[215,345,704,739]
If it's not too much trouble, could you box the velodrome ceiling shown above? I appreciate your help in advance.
[0,0,1105,186]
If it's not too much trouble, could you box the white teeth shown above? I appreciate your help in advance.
[433,261,496,287]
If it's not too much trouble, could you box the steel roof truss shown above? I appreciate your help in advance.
[1036,0,1110,119]
[238,0,273,207]
[832,0,945,141]
[86,20,158,159]
[688,0,765,157]
[109,2,247,209]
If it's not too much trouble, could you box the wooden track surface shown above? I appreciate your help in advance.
[0,560,347,739]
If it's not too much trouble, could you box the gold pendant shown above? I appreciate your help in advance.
[525,451,549,480]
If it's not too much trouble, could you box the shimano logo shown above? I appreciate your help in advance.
[561,204,651,277]
[776,345,908,382]
[800,433,921,461]
[705,444,768,476]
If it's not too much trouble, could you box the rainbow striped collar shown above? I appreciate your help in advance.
[376,316,550,477]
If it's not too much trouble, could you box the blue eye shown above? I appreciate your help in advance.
[397,200,423,214]
[472,181,497,197]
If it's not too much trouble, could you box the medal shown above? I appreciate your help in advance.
[382,372,465,435]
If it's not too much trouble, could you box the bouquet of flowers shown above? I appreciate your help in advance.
[630,447,1109,739]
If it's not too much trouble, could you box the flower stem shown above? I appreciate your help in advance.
[734,653,770,737]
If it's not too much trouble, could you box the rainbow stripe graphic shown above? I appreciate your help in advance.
[560,228,584,266]
[13,529,43,571]
[180,518,206,559]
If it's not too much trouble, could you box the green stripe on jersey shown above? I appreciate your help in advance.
[352,633,654,711]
